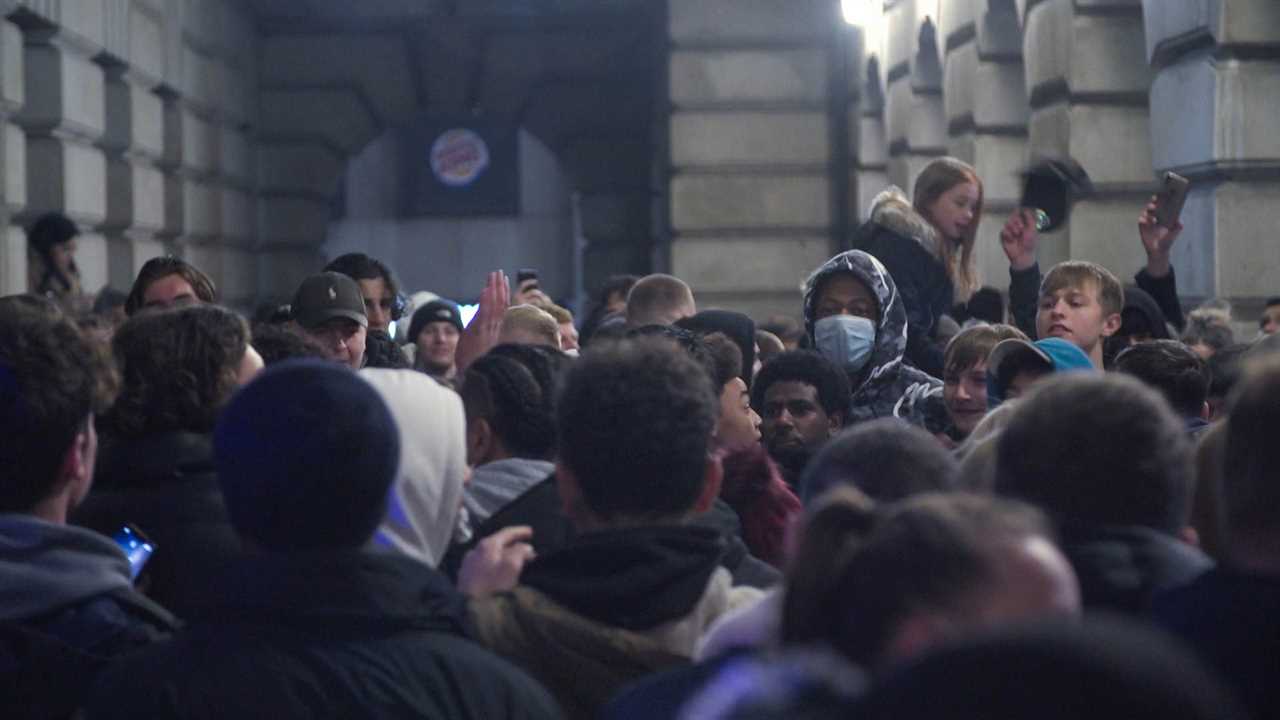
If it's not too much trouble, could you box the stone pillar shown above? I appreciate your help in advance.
[1144,0,1280,316]
[943,0,1030,286]
[1022,0,1152,274]
[884,0,947,192]
[0,16,23,295]
[853,54,889,220]
[13,13,109,295]
[667,0,842,321]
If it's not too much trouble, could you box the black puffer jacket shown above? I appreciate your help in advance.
[803,250,947,433]
[1063,525,1213,614]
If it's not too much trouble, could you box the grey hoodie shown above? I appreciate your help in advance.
[802,250,947,432]
[464,458,556,525]
[0,514,162,621]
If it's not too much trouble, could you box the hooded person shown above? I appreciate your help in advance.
[676,310,758,387]
[801,250,946,433]
[361,368,469,569]
[1103,285,1172,367]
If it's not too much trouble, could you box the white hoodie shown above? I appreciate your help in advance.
[361,369,468,568]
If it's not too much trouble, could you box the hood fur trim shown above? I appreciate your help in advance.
[868,186,941,261]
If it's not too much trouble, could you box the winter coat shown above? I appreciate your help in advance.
[848,187,955,377]
[362,369,469,568]
[1062,525,1213,614]
[443,478,781,590]
[802,249,947,433]
[469,525,762,720]
[464,458,557,526]
[718,445,800,568]
[72,432,241,620]
[0,515,176,718]
[84,550,563,720]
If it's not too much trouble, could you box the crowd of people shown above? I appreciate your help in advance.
[2,152,1277,720]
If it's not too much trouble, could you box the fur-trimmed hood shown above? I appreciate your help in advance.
[868,186,941,262]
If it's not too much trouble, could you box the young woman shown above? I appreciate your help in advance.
[850,158,984,378]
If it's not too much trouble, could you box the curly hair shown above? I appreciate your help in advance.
[0,295,117,511]
[557,338,718,521]
[751,350,851,421]
[461,343,568,460]
[102,304,250,439]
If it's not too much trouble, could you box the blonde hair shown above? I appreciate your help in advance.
[499,304,562,349]
[913,157,983,302]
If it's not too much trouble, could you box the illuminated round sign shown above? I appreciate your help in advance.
[430,128,490,187]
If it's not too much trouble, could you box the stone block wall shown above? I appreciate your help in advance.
[0,0,260,310]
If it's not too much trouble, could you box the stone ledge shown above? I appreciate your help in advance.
[671,173,831,230]
[671,111,830,167]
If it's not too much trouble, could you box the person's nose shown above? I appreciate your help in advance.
[956,382,972,402]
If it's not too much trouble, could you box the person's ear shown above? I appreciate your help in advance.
[829,411,845,433]
[693,455,724,514]
[1179,525,1201,548]
[1200,401,1211,422]
[1101,311,1122,338]
[57,429,93,507]
[466,418,492,467]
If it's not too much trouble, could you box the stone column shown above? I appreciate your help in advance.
[13,10,109,295]
[943,0,1030,285]
[1022,0,1153,274]
[853,54,889,221]
[1144,0,1280,317]
[667,0,842,321]
[0,16,23,295]
[883,0,947,193]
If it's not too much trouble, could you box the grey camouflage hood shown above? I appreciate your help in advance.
[802,250,945,429]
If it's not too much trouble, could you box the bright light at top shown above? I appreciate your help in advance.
[841,0,867,26]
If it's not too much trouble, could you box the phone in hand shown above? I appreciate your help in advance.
[112,524,155,581]
[1153,172,1190,228]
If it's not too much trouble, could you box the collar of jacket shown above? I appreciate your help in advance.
[520,524,726,631]
[94,431,215,491]
[185,549,470,636]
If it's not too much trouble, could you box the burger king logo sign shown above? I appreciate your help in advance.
[430,128,490,187]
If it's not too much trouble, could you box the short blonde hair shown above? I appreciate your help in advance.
[499,304,561,349]
[626,274,695,327]
[1040,261,1124,317]
[543,303,573,326]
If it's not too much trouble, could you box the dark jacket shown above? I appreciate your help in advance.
[469,525,762,720]
[444,477,781,590]
[848,189,954,378]
[803,250,947,433]
[1062,525,1213,614]
[0,515,176,718]
[73,432,241,619]
[1154,566,1280,720]
[84,550,563,720]
[1009,263,1185,341]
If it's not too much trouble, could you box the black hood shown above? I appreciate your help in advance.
[676,310,757,387]
[1120,286,1171,340]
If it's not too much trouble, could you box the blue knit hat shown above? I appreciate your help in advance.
[214,359,400,551]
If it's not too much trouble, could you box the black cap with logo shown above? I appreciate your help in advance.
[292,272,368,330]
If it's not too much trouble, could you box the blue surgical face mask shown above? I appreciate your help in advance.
[814,315,876,374]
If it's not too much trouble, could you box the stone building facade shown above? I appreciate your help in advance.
[0,0,1275,325]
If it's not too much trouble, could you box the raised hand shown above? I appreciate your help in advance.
[1138,195,1183,278]
[453,270,510,373]
[1000,208,1039,272]
[457,525,536,596]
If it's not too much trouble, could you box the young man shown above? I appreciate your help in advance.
[1113,339,1211,434]
[939,324,1027,443]
[123,256,218,315]
[995,373,1211,614]
[802,250,945,432]
[984,335,1096,408]
[1034,260,1124,368]
[407,298,463,379]
[0,296,177,714]
[1155,355,1280,719]
[625,274,696,328]
[85,361,562,720]
[498,304,562,349]
[290,271,368,370]
[323,252,405,334]
[1259,297,1280,336]
[751,350,850,490]
[461,339,763,718]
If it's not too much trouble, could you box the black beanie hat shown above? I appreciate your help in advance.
[676,309,758,387]
[407,299,463,341]
[214,359,400,551]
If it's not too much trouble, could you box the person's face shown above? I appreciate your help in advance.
[357,278,393,333]
[943,360,989,436]
[1005,368,1048,400]
[761,381,838,466]
[236,345,264,386]
[605,291,627,315]
[559,321,579,352]
[306,318,366,369]
[50,239,77,274]
[1036,282,1116,358]
[1261,306,1280,335]
[815,273,879,325]
[717,377,761,451]
[142,273,199,312]
[926,180,980,243]
[416,321,460,374]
